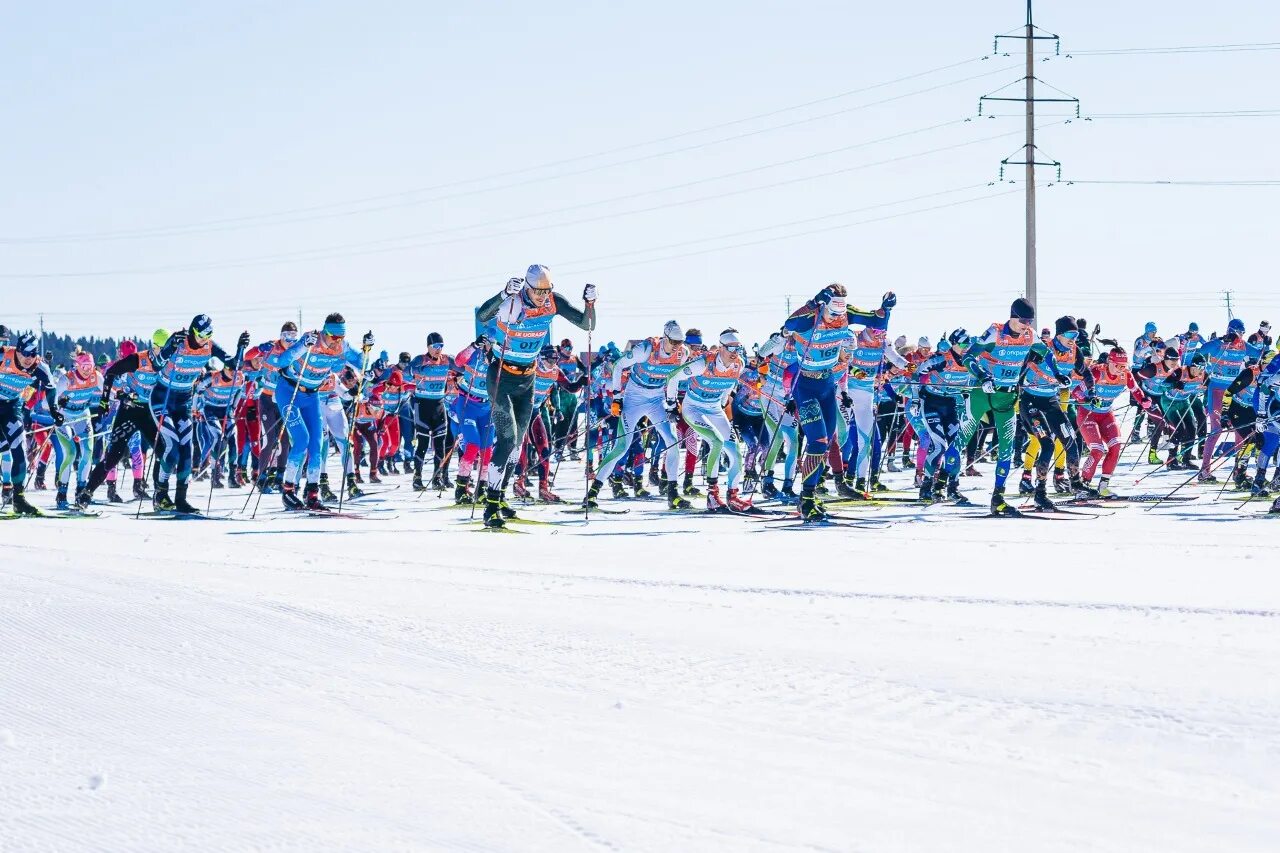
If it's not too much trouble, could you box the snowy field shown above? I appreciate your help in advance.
[3,451,1279,852]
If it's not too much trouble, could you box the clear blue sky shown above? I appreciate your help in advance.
[2,1,1277,353]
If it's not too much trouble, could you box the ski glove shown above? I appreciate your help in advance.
[302,331,320,346]
[881,291,897,310]
[582,283,597,303]
[51,409,65,426]
[504,277,524,297]
[663,397,680,420]
[362,331,375,349]
[840,391,853,408]
[237,331,251,349]
[96,395,111,415]
[473,334,490,350]
[982,380,996,394]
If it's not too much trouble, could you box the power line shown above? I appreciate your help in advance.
[1087,109,1280,119]
[0,123,1055,279]
[0,59,1010,245]
[1065,179,1280,186]
[1068,41,1280,56]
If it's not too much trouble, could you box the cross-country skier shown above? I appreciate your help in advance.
[474,267,596,528]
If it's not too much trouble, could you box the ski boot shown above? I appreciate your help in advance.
[835,475,860,499]
[1232,467,1251,491]
[482,488,506,529]
[946,475,968,504]
[173,482,200,514]
[914,470,925,488]
[1270,495,1280,515]
[1,483,10,508]
[647,465,661,487]
[412,473,427,492]
[1032,479,1056,511]
[742,469,759,493]
[353,470,364,484]
[281,483,305,510]
[1096,476,1115,499]
[760,474,778,499]
[512,475,532,500]
[319,474,339,502]
[798,490,828,523]
[538,480,562,503]
[1072,475,1100,499]
[75,486,94,509]
[10,488,42,516]
[106,481,124,503]
[778,479,798,504]
[609,475,628,499]
[211,467,225,489]
[582,479,603,510]
[902,454,915,470]
[850,477,874,500]
[868,475,888,493]
[1017,470,1035,495]
[33,464,48,490]
[705,481,725,512]
[368,468,382,485]
[1147,447,1161,465]
[345,473,365,499]
[304,483,330,512]
[919,476,935,502]
[727,487,753,513]
[990,487,1020,517]
[1195,471,1219,484]
[964,464,981,477]
[886,456,901,473]
[633,478,652,498]
[665,481,692,510]
[454,476,474,505]
[440,471,454,488]
[226,465,241,489]
[1252,473,1272,498]
[55,486,71,510]
[682,472,702,497]
[153,483,175,511]
[1052,469,1071,495]
[133,480,151,501]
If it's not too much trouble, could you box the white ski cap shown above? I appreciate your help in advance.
[918,336,931,348]
[525,264,553,290]
[207,356,225,372]
[719,329,741,348]
[663,320,685,342]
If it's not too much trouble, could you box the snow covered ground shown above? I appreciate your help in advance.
[3,451,1279,852]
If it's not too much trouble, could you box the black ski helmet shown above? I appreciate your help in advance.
[190,314,214,340]
[427,332,444,347]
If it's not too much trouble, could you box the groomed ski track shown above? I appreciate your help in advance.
[2,458,1278,851]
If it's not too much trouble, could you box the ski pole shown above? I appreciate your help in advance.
[251,341,315,519]
[1144,433,1239,511]
[472,332,510,521]
[136,371,176,519]
[205,366,242,515]
[337,342,372,514]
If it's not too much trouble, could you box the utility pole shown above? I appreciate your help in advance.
[979,0,1078,315]
[785,295,791,315]
[1024,0,1037,310]
[39,313,45,356]
[1223,290,1235,321]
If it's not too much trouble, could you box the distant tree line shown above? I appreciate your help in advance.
[2,328,146,371]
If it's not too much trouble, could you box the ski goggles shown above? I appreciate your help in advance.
[281,330,299,344]
[428,342,444,350]
[192,326,213,342]
[1061,330,1079,341]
